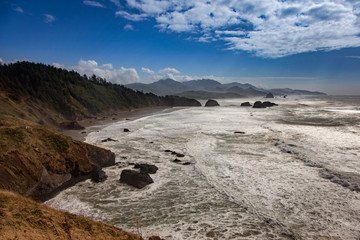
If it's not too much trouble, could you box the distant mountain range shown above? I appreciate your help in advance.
[126,79,326,99]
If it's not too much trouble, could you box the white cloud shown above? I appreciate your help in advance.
[115,11,148,21]
[124,24,134,30]
[44,14,56,23]
[174,74,225,82]
[158,67,180,75]
[141,67,155,74]
[140,66,226,83]
[53,60,140,84]
[83,0,106,8]
[115,0,360,58]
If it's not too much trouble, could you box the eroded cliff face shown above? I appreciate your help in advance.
[0,121,115,201]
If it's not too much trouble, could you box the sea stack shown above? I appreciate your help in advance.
[205,99,220,107]
[241,102,252,107]
[253,101,266,108]
[265,92,274,98]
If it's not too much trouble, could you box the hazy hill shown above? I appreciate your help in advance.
[126,78,326,99]
[182,79,223,90]
[127,79,192,96]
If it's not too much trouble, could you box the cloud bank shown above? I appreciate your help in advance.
[116,0,360,58]
[141,66,224,82]
[53,60,140,84]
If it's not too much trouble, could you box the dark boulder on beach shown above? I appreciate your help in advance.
[120,170,153,189]
[241,102,252,107]
[91,168,107,183]
[205,99,220,107]
[263,101,278,107]
[253,101,266,108]
[134,163,158,174]
[265,92,274,98]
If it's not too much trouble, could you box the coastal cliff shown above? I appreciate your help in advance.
[0,117,115,201]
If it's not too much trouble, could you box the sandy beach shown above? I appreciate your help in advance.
[60,106,174,141]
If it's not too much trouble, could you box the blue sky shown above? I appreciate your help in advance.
[1,0,360,94]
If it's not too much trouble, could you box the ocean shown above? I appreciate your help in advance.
[46,95,360,239]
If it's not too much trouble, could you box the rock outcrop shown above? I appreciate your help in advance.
[265,92,274,98]
[241,102,252,106]
[0,125,115,201]
[205,99,220,107]
[162,95,202,106]
[253,101,266,108]
[91,168,108,183]
[120,170,154,189]
[134,163,158,174]
[263,101,278,107]
[101,138,118,142]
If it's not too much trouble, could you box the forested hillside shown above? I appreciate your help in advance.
[0,61,200,125]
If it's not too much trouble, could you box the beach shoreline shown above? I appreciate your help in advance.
[60,106,176,142]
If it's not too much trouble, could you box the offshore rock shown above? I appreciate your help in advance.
[205,99,220,107]
[263,101,278,107]
[253,101,266,108]
[134,163,158,174]
[265,92,274,98]
[101,137,118,142]
[241,102,252,107]
[91,168,107,183]
[234,131,246,134]
[120,170,153,189]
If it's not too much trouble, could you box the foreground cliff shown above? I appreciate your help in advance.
[0,190,141,240]
[0,116,115,201]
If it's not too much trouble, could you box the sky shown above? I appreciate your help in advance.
[1,0,360,94]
